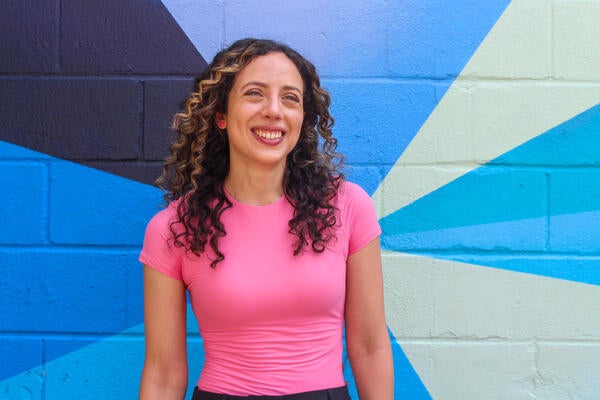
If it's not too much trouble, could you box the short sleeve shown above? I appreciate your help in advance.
[342,182,382,255]
[139,204,184,281]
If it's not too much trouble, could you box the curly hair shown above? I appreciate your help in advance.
[156,38,344,267]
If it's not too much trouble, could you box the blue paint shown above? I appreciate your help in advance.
[49,159,163,245]
[0,142,49,246]
[380,167,547,235]
[382,104,600,237]
[344,165,387,197]
[389,0,510,79]
[43,337,144,399]
[0,365,44,399]
[164,1,508,195]
[550,210,600,255]
[0,161,47,244]
[0,303,204,397]
[0,249,142,380]
[0,144,163,380]
[497,104,600,216]
[0,250,135,332]
[490,104,600,167]
[382,105,600,286]
[223,0,388,77]
[5,0,571,396]
[414,252,600,287]
[385,214,600,286]
[389,329,432,399]
[325,0,509,188]
[342,329,431,399]
[554,170,600,219]
[327,79,440,194]
[0,140,52,160]
[0,323,205,400]
[384,216,547,253]
[0,336,44,385]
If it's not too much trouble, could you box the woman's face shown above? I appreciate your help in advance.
[220,52,305,173]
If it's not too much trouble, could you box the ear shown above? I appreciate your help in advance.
[215,112,226,129]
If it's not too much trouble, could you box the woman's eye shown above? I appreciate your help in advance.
[245,89,262,97]
[283,94,300,103]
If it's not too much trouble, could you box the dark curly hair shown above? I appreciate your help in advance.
[156,38,344,267]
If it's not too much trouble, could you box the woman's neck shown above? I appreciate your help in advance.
[224,165,285,206]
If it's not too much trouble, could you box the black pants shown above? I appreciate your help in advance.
[192,385,351,400]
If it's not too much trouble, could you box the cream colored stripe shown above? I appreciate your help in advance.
[373,0,600,218]
[383,250,600,398]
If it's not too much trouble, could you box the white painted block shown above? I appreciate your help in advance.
[383,253,600,340]
[470,82,600,159]
[553,1,600,81]
[401,341,537,400]
[461,0,553,79]
[533,342,600,400]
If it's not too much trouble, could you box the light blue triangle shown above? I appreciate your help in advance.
[381,104,600,237]
[381,105,600,286]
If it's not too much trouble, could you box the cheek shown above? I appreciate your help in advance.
[293,111,305,129]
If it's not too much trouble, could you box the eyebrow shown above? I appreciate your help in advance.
[241,81,303,94]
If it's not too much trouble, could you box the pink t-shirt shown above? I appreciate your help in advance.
[139,181,381,395]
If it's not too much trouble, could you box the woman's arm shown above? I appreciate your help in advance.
[345,237,394,399]
[139,265,189,400]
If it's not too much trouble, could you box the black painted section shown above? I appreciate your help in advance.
[0,0,59,73]
[85,161,164,186]
[144,79,194,161]
[0,0,208,185]
[61,0,206,74]
[0,79,140,160]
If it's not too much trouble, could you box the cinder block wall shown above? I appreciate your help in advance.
[1,1,599,399]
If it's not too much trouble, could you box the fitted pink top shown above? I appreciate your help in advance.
[139,181,381,395]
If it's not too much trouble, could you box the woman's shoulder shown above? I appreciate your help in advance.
[336,180,372,204]
[334,180,381,253]
[144,199,182,235]
[333,180,377,219]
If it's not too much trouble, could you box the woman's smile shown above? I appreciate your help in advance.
[252,127,284,141]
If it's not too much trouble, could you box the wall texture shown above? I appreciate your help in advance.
[1,1,599,399]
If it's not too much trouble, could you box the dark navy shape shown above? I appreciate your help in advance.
[60,0,205,74]
[0,0,207,186]
[0,1,59,73]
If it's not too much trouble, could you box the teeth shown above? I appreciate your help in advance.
[254,129,283,139]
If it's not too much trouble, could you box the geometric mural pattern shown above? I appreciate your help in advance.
[2,0,599,398]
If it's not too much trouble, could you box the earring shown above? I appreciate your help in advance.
[217,120,226,130]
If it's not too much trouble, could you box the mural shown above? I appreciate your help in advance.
[1,0,599,398]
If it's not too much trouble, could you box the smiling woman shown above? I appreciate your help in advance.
[220,52,305,194]
[138,38,393,400]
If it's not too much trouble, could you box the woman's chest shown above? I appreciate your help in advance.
[182,220,347,329]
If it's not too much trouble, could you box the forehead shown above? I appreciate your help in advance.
[233,52,304,90]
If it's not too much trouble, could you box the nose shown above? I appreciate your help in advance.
[263,95,282,119]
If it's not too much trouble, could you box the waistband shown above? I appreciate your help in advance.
[192,385,350,400]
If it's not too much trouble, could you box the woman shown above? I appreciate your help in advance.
[139,38,393,400]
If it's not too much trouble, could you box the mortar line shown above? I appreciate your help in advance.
[56,0,62,72]
[546,171,552,250]
[139,80,146,161]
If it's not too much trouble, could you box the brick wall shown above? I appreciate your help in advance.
[1,1,599,399]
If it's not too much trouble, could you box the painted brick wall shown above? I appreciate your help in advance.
[1,1,599,399]
[0,1,203,398]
